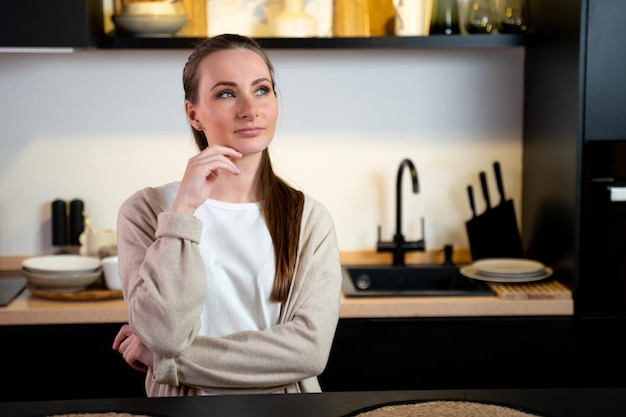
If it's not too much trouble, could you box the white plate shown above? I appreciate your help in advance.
[22,268,102,292]
[460,265,553,283]
[22,255,101,274]
[471,258,545,277]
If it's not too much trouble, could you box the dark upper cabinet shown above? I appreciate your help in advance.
[0,0,103,48]
[584,0,626,141]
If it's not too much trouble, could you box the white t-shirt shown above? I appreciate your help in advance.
[194,198,280,337]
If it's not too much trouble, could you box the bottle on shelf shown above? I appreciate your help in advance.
[271,0,317,38]
[429,0,460,35]
[465,0,496,33]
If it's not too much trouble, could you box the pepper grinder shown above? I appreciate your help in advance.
[51,199,68,248]
[68,199,85,246]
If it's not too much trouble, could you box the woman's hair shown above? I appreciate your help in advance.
[182,34,304,303]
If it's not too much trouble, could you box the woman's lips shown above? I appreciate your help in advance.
[235,127,263,137]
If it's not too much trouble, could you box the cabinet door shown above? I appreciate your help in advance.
[584,0,626,141]
[0,0,103,48]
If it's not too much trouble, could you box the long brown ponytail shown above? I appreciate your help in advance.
[182,34,304,302]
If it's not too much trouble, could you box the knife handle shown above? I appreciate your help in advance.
[467,185,476,216]
[479,171,491,209]
[494,161,506,202]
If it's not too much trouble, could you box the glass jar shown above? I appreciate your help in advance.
[466,0,496,33]
[496,0,530,33]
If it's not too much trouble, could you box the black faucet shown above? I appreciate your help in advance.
[377,158,426,266]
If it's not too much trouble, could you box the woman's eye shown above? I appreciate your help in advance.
[217,90,235,99]
[255,86,271,96]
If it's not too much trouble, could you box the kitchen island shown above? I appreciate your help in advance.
[1,388,625,417]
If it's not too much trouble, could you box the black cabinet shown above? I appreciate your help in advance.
[0,323,145,402]
[319,316,626,393]
[0,0,103,48]
[4,316,624,402]
[522,0,626,317]
[319,317,578,392]
[584,0,626,141]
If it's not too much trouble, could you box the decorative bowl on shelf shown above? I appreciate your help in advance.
[112,14,187,37]
[122,1,182,16]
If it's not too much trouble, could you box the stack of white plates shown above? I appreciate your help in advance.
[22,255,102,292]
[460,258,553,283]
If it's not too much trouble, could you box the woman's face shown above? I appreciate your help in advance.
[187,48,278,156]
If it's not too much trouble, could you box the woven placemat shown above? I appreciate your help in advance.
[348,400,544,417]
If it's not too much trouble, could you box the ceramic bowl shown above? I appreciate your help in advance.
[22,269,102,292]
[22,255,101,275]
[112,14,187,37]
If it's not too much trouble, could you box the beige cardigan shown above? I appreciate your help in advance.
[117,185,342,396]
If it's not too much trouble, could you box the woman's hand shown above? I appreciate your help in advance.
[112,324,154,373]
[171,145,242,216]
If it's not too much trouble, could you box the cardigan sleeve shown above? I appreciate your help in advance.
[149,196,343,392]
[117,187,208,357]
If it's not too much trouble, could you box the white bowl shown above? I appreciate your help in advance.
[101,256,122,291]
[22,255,101,275]
[22,268,102,292]
[112,14,187,37]
[122,1,181,16]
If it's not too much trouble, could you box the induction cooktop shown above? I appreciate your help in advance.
[0,277,27,307]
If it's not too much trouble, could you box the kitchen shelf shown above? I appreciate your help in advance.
[97,34,528,50]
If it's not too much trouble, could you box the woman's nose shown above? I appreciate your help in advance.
[237,95,257,120]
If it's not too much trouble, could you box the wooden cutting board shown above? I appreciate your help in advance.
[28,285,123,301]
[488,280,572,300]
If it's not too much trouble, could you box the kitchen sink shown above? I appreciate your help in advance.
[342,264,494,297]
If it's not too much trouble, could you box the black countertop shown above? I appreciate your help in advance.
[1,388,625,417]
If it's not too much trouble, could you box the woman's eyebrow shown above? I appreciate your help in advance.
[211,78,270,90]
[211,80,236,90]
[252,77,271,85]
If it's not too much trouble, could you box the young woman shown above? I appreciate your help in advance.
[112,34,342,396]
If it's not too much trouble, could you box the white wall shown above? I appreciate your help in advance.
[0,47,524,255]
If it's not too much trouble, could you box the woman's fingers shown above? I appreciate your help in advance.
[113,326,151,373]
[192,145,242,175]
[112,323,133,350]
[172,146,242,214]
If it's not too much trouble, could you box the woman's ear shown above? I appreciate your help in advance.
[185,101,201,130]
